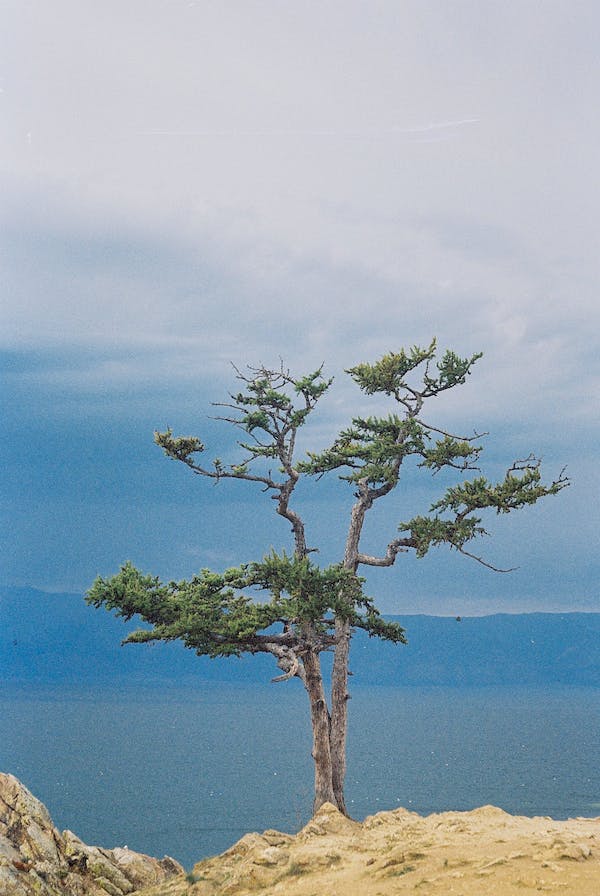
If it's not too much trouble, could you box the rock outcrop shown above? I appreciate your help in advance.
[140,800,600,896]
[0,773,183,896]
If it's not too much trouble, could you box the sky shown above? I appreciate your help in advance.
[2,0,598,614]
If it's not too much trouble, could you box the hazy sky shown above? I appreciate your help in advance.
[2,1,598,613]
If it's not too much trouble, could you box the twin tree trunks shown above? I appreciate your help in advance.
[86,343,568,815]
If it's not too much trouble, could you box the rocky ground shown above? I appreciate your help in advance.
[0,773,183,895]
[3,773,600,896]
[140,801,600,896]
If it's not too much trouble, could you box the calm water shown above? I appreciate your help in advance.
[2,682,599,868]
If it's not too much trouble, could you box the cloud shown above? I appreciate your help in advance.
[1,186,595,450]
[4,182,596,440]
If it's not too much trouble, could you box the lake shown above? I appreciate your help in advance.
[2,682,599,869]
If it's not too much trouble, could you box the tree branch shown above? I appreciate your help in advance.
[415,419,488,442]
[456,546,517,573]
[356,537,416,567]
[271,649,302,683]
[191,462,280,490]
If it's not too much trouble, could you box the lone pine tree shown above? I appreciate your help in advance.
[87,341,568,815]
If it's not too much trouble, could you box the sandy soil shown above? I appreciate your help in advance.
[139,801,600,895]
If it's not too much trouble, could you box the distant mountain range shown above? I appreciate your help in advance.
[2,586,599,687]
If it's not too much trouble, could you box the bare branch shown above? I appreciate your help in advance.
[187,462,280,491]
[244,631,299,649]
[275,476,309,557]
[508,454,539,473]
[415,419,488,442]
[271,652,301,683]
[456,546,517,573]
[356,535,417,568]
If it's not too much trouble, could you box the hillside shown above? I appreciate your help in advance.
[2,586,599,687]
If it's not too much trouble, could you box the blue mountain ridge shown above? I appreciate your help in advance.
[2,586,599,687]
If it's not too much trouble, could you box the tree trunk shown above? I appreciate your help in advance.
[330,618,351,815]
[302,649,336,812]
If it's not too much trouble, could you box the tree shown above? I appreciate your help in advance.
[87,341,568,815]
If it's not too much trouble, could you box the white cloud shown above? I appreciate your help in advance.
[3,178,597,439]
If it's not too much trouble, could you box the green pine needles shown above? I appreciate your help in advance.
[87,553,405,659]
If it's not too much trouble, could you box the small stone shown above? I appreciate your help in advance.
[252,846,288,866]
[558,843,592,861]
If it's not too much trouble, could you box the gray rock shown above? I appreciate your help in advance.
[0,773,183,895]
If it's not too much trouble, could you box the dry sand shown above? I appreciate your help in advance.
[140,801,600,895]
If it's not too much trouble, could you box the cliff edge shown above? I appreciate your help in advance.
[0,773,183,896]
[141,800,600,896]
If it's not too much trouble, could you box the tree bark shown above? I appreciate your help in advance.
[302,649,336,812]
[330,617,351,814]
[327,478,372,816]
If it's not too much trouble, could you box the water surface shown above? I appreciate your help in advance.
[2,682,599,868]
